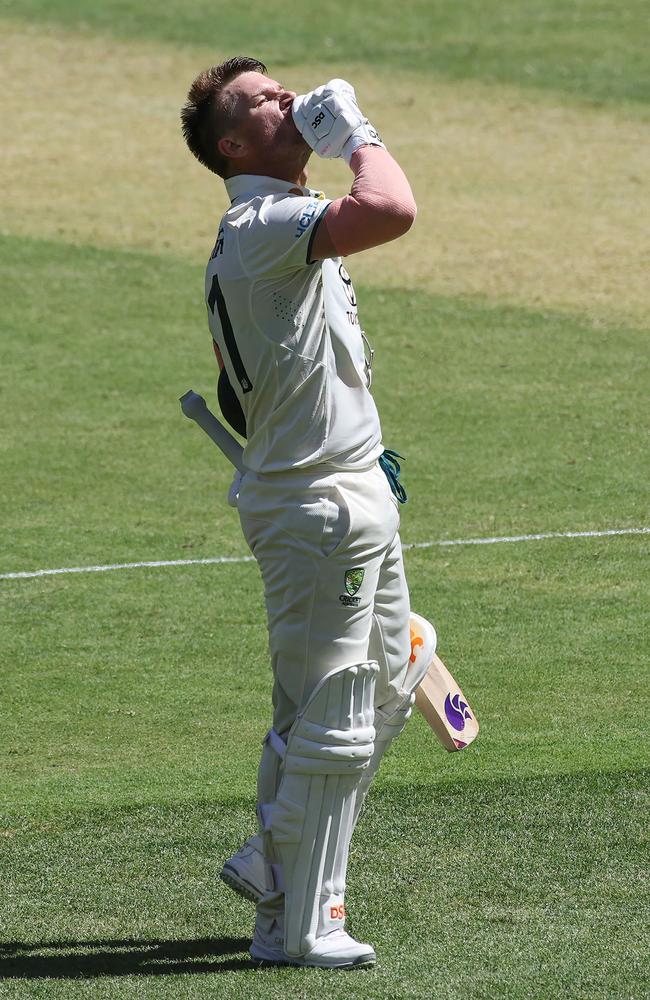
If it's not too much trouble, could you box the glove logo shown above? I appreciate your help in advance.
[310,104,335,139]
[444,692,472,732]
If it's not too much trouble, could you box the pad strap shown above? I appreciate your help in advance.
[266,727,288,760]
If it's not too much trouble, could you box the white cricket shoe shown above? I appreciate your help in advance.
[250,926,376,969]
[220,834,268,903]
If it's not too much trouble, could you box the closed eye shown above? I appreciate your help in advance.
[254,89,283,106]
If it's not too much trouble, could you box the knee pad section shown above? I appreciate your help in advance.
[269,661,378,956]
[272,662,377,844]
[278,659,376,779]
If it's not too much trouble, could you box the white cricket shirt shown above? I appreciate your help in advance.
[204,174,383,474]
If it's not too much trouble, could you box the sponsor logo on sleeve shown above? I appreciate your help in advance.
[295,200,319,238]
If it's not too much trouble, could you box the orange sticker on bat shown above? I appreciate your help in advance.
[409,629,424,664]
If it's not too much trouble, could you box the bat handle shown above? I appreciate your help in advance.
[179,389,246,473]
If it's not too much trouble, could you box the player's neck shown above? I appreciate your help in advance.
[227,149,309,187]
[228,167,303,185]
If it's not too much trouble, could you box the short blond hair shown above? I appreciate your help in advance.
[181,56,267,177]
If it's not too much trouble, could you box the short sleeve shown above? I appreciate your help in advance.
[235,194,331,277]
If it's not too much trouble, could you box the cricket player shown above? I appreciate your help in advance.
[181,56,422,969]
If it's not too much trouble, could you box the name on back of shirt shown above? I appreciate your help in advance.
[210,226,225,260]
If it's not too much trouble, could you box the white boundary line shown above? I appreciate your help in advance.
[1,527,648,581]
[0,555,255,581]
[404,526,650,550]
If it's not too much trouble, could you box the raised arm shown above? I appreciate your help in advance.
[310,145,416,260]
[292,79,416,261]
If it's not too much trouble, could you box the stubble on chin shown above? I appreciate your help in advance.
[280,117,311,160]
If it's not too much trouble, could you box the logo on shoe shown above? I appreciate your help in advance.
[329,904,346,921]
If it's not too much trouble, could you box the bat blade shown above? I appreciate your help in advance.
[179,389,245,472]
[415,654,479,752]
[409,613,479,752]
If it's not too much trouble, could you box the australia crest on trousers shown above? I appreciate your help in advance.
[339,568,365,607]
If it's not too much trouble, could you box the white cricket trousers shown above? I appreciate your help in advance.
[237,461,411,734]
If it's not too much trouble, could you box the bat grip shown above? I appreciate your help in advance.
[179,389,245,472]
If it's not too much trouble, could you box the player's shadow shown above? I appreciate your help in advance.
[0,936,253,979]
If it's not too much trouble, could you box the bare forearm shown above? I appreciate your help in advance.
[322,145,417,256]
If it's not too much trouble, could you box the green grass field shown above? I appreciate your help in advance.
[1,2,649,997]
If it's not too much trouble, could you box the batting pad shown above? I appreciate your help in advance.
[268,661,378,957]
[353,613,437,826]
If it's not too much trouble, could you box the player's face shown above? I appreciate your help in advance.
[223,71,306,156]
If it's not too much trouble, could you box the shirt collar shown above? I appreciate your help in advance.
[224,174,313,204]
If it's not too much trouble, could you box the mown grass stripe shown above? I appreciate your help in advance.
[1,26,648,324]
[4,0,649,104]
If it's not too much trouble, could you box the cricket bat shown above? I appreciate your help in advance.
[409,613,479,752]
[179,390,479,752]
[415,656,479,751]
[179,389,245,472]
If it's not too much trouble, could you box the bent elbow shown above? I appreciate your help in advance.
[387,197,417,239]
[397,198,417,233]
[324,191,417,256]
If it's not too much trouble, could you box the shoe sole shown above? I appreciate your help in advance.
[250,947,376,970]
[251,956,376,969]
[220,867,262,904]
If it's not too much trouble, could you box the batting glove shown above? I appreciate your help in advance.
[292,79,385,164]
